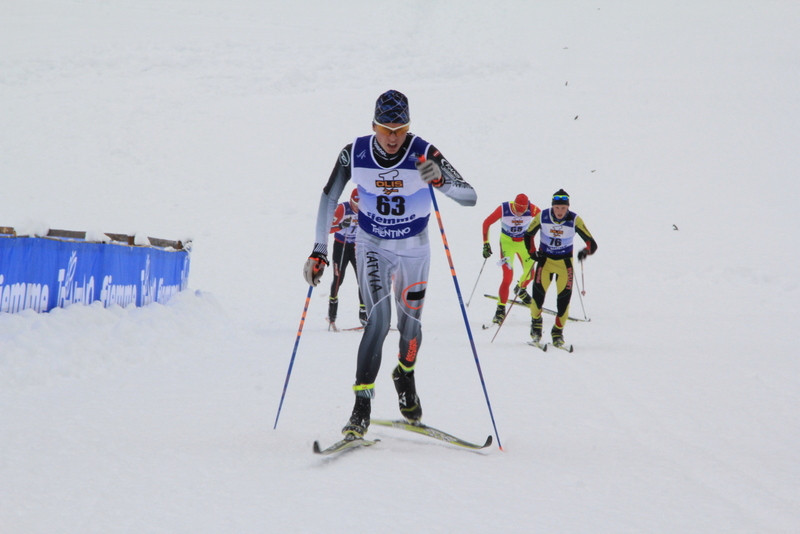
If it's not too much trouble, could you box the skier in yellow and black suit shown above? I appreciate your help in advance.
[523,189,597,347]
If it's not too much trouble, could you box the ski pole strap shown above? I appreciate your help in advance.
[353,383,375,398]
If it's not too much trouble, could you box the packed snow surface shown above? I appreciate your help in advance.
[2,1,798,532]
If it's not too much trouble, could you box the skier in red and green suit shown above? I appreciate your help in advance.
[481,193,541,324]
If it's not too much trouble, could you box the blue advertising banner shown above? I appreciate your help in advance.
[0,237,190,314]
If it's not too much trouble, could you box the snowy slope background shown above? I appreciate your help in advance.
[2,1,799,532]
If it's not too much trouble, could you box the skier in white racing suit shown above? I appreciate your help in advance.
[303,89,477,438]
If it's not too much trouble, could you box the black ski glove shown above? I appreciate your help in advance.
[482,242,492,258]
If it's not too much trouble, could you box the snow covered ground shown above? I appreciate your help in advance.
[2,1,799,532]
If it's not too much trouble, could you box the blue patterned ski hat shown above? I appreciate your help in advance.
[374,90,410,124]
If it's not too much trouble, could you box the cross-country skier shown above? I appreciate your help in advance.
[481,193,541,324]
[524,189,597,347]
[303,89,477,438]
[327,188,366,329]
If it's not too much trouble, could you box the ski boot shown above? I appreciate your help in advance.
[514,284,532,305]
[359,304,367,326]
[341,394,371,439]
[551,325,566,348]
[530,317,543,343]
[492,303,506,324]
[392,364,422,423]
[327,296,339,329]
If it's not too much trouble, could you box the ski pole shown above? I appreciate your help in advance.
[424,160,503,451]
[273,284,314,429]
[490,295,514,343]
[574,264,589,321]
[580,258,586,296]
[465,257,487,308]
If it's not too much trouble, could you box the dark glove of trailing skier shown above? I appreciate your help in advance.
[531,250,544,263]
[577,248,589,261]
[303,251,329,286]
[416,157,443,187]
[339,218,351,229]
[482,242,492,258]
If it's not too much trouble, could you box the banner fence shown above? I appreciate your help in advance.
[0,228,190,314]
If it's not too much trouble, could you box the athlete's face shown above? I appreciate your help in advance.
[551,205,569,219]
[373,121,409,154]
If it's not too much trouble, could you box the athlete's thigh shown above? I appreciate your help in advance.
[356,243,396,313]
[553,260,573,294]
[508,240,532,271]
[393,246,431,320]
[499,234,516,268]
[540,260,556,292]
